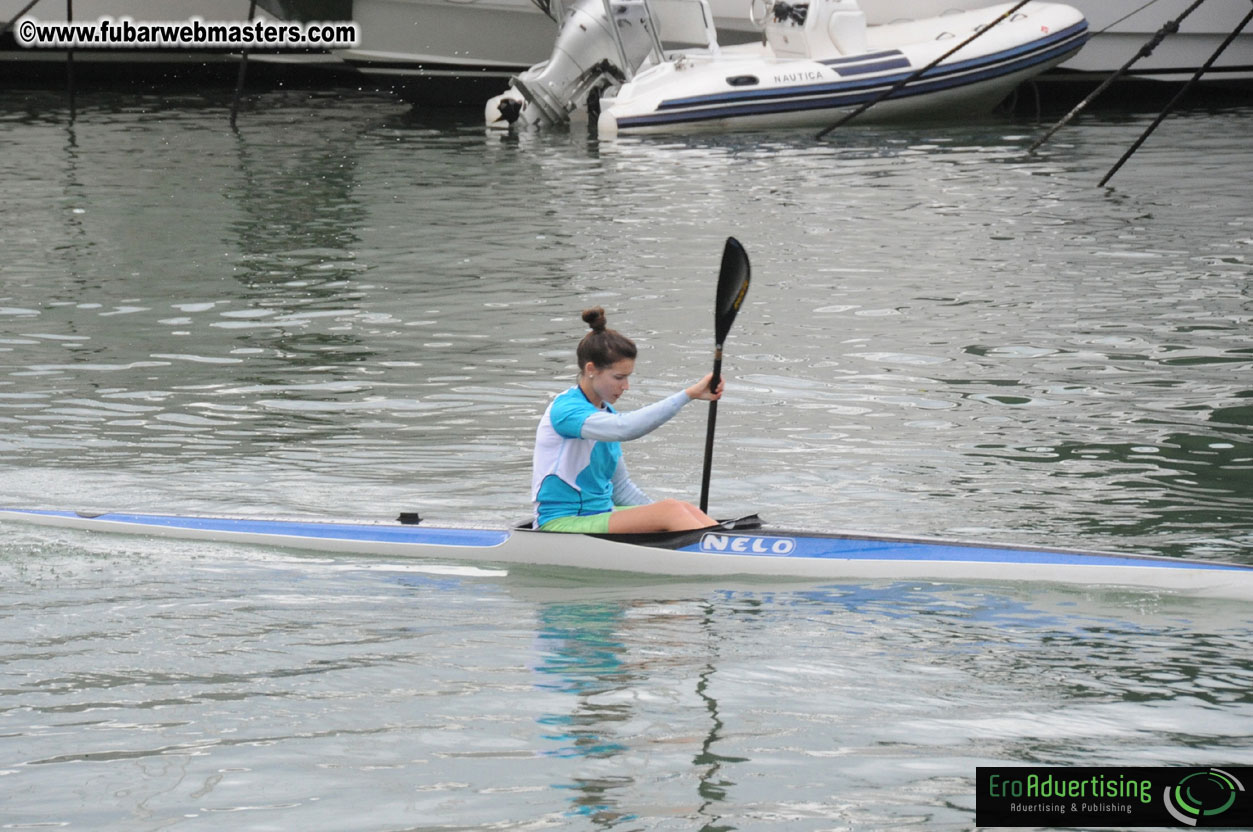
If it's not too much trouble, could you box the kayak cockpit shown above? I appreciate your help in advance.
[511,513,765,550]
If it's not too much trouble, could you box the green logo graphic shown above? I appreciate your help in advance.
[1164,768,1245,826]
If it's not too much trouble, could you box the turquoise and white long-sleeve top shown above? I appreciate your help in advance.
[531,386,692,527]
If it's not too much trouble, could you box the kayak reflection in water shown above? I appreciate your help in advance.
[532,306,724,534]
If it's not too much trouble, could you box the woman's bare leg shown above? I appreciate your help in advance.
[607,499,717,534]
[677,501,716,526]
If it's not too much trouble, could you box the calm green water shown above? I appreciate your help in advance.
[1,88,1251,830]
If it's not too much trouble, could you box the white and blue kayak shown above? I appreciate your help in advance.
[3,507,1252,600]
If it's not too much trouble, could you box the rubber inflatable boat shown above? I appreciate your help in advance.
[486,0,1089,135]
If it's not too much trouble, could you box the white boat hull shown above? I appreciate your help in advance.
[330,0,559,101]
[5,508,1253,600]
[331,0,1252,100]
[5,0,1249,94]
[596,3,1088,135]
[708,0,1253,84]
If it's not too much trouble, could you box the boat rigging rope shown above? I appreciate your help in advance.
[529,0,560,22]
[229,0,260,129]
[1099,4,1253,186]
[1026,0,1208,154]
[0,0,40,35]
[1099,0,1170,35]
[815,0,1033,139]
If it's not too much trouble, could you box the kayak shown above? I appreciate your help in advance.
[4,507,1252,600]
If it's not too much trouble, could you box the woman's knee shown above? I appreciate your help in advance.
[659,499,714,530]
[668,499,713,525]
[655,498,685,521]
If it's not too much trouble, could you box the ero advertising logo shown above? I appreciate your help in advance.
[976,766,1251,827]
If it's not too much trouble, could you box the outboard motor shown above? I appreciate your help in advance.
[487,0,660,129]
[764,0,867,61]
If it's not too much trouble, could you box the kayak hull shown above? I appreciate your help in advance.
[4,508,1252,600]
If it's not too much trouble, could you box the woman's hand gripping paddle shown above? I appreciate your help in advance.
[699,237,751,514]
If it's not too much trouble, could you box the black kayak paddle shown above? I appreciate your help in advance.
[698,237,751,514]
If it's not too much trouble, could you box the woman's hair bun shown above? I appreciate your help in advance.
[575,306,636,370]
[582,306,607,333]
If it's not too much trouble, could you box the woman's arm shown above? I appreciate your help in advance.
[611,459,651,507]
[580,390,690,442]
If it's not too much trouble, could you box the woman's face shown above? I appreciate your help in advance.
[583,358,634,407]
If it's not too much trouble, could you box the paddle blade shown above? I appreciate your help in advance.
[714,237,751,346]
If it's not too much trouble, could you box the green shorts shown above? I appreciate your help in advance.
[538,507,638,534]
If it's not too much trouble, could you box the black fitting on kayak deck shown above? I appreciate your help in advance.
[397,512,422,525]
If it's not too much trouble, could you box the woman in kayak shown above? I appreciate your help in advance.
[532,306,724,534]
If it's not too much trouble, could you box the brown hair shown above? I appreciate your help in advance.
[577,306,636,372]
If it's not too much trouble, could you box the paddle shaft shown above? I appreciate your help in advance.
[698,346,724,514]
